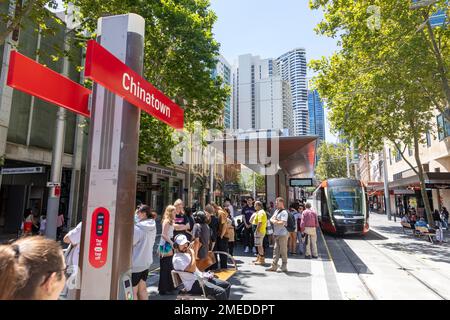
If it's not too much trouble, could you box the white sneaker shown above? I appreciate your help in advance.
[244,246,249,253]
[252,247,257,254]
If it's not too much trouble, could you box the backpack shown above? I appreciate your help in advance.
[286,210,296,233]
[296,213,302,231]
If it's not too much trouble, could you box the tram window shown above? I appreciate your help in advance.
[328,186,364,215]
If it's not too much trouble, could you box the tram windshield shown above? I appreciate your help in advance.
[328,186,364,216]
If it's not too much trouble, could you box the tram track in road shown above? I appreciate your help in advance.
[360,233,447,300]
[329,231,447,300]
[330,236,378,300]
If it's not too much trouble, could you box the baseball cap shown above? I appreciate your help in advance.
[174,234,189,246]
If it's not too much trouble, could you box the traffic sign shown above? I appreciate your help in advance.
[1,166,45,174]
[85,40,184,129]
[7,51,91,117]
[289,178,314,187]
[46,182,61,187]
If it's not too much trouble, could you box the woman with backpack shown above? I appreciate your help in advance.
[288,203,299,255]
[296,204,305,255]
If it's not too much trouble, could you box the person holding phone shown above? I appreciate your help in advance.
[172,234,231,300]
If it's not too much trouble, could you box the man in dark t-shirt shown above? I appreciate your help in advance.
[241,197,256,254]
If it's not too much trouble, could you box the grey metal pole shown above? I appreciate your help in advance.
[45,108,66,239]
[346,147,351,178]
[210,161,214,203]
[45,32,70,239]
[253,172,256,199]
[382,147,392,220]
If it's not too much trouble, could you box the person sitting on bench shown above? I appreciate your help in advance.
[172,234,231,300]
[415,218,435,233]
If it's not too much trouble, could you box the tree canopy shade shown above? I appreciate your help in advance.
[68,0,229,166]
[315,142,350,182]
[0,0,60,45]
[308,0,449,223]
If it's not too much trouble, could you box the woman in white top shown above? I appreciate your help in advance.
[158,205,188,295]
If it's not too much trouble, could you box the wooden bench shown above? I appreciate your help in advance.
[415,226,436,243]
[401,222,415,235]
[210,251,238,281]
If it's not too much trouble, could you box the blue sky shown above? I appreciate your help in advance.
[53,0,338,141]
[210,0,339,142]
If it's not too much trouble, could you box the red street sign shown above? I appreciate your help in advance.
[85,40,184,129]
[89,207,110,268]
[7,51,91,117]
[53,185,61,198]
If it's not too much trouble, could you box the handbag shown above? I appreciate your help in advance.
[196,251,217,272]
[158,241,173,257]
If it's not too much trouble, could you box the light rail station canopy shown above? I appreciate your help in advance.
[209,135,318,178]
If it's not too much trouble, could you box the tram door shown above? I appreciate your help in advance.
[320,187,331,223]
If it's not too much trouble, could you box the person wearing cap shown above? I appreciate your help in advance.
[172,234,231,300]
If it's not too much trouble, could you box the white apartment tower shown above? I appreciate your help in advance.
[233,54,293,135]
[276,48,308,136]
[212,55,232,128]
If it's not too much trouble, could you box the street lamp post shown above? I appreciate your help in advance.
[45,17,76,239]
[382,146,393,221]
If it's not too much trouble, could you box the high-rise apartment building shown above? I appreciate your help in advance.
[212,55,232,128]
[233,54,293,134]
[275,48,308,136]
[308,89,325,141]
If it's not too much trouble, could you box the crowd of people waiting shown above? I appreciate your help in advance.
[0,195,320,300]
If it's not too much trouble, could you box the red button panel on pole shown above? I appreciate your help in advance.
[88,207,110,268]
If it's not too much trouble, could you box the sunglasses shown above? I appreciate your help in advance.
[42,265,69,285]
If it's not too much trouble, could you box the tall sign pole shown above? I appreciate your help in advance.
[78,14,145,300]
[382,145,392,221]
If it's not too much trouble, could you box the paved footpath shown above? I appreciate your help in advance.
[146,228,343,300]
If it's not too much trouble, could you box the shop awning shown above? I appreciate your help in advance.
[388,172,450,189]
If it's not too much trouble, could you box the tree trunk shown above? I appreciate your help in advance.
[424,13,450,121]
[0,0,37,46]
[412,127,434,225]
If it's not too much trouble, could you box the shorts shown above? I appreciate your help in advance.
[254,233,265,246]
[131,269,149,287]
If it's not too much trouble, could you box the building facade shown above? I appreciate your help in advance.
[213,55,232,129]
[308,89,325,142]
[384,111,450,217]
[276,48,308,136]
[233,54,294,134]
[359,110,450,217]
[0,7,88,235]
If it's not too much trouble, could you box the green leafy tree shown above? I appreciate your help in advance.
[237,171,265,193]
[0,0,59,45]
[315,142,349,181]
[68,0,229,166]
[309,0,447,223]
